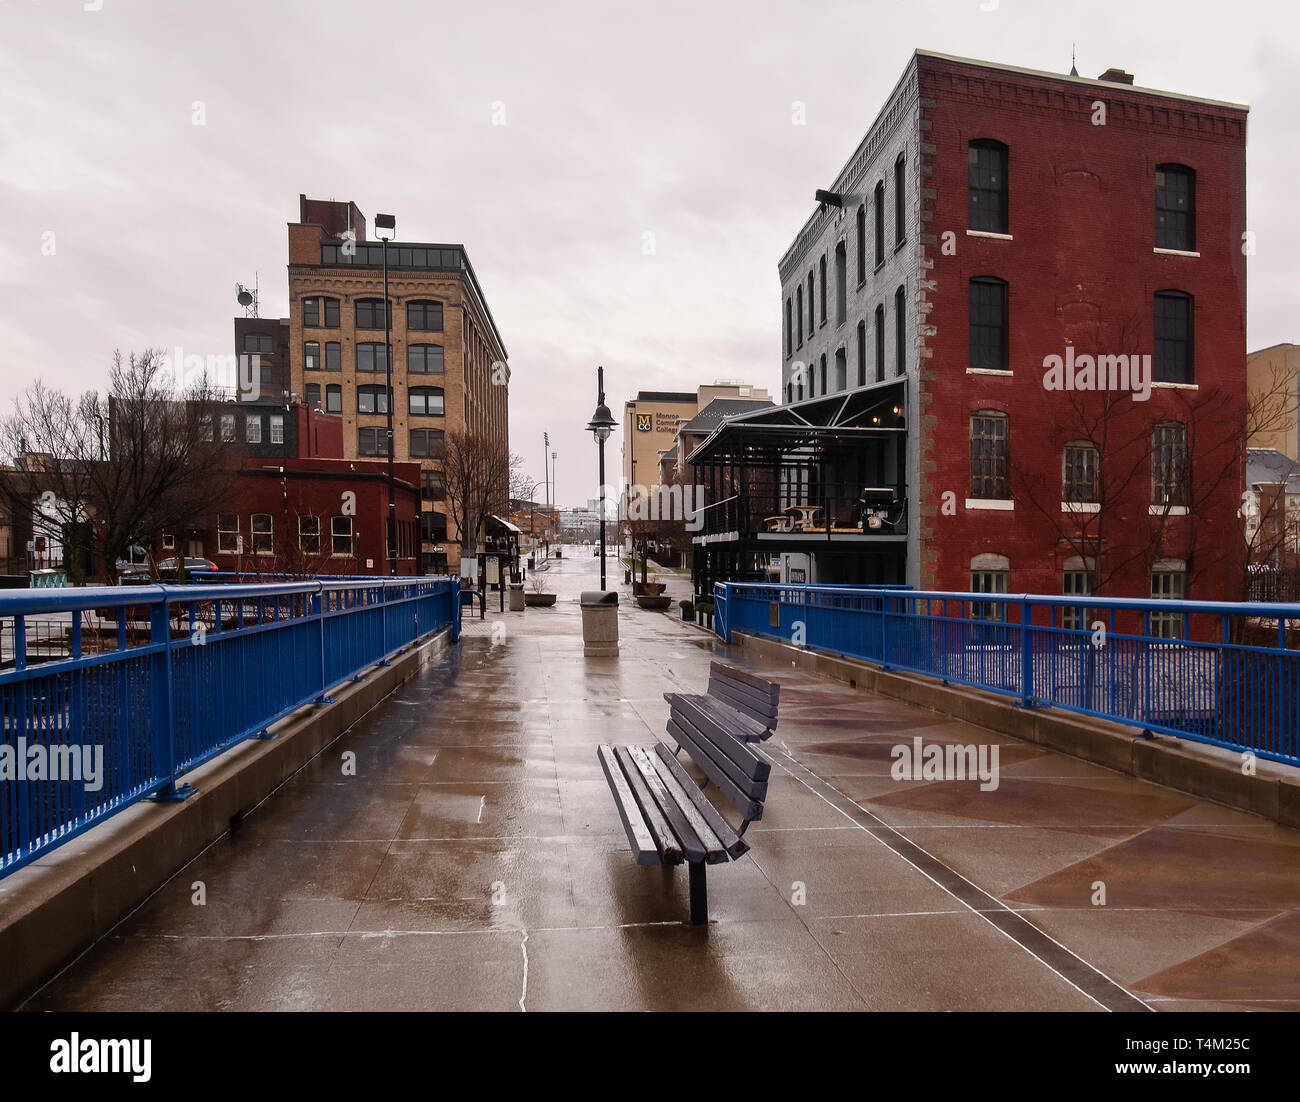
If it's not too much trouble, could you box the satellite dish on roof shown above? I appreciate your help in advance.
[237,289,253,307]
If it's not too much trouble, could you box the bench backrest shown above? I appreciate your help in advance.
[666,693,771,824]
[707,661,780,731]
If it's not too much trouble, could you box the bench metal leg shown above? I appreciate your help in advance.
[688,861,708,924]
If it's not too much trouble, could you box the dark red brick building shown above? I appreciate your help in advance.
[692,50,1250,616]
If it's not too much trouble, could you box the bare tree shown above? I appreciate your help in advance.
[0,349,239,582]
[442,429,510,567]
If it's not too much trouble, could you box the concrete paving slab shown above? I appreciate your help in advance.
[18,547,1300,1011]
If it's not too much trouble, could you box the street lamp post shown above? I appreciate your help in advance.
[376,212,397,577]
[586,366,616,591]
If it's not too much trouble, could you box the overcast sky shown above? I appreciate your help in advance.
[1,0,1293,505]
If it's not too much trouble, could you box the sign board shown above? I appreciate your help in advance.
[237,535,245,554]
[636,413,652,432]
[485,556,500,586]
[461,555,478,582]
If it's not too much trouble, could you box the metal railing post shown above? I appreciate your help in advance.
[1019,597,1034,708]
[148,587,192,802]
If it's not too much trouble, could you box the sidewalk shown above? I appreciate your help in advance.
[21,548,1300,1010]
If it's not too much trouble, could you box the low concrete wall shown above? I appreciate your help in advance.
[0,628,451,1010]
[732,631,1300,830]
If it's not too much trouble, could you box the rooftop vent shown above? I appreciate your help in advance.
[1098,67,1134,85]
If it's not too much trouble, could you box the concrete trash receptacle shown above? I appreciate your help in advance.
[580,590,619,657]
[508,582,526,611]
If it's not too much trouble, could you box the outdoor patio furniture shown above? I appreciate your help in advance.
[597,663,782,923]
[763,515,793,533]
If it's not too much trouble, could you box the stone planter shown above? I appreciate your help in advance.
[680,602,695,622]
[525,593,556,607]
[636,595,672,611]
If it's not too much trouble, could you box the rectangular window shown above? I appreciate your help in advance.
[217,513,239,554]
[895,286,906,375]
[1150,570,1186,639]
[1155,166,1195,251]
[785,299,793,357]
[243,333,272,354]
[1153,292,1193,383]
[356,343,390,373]
[245,415,262,444]
[1152,422,1188,506]
[421,470,445,500]
[796,286,804,346]
[856,205,866,284]
[356,299,391,329]
[331,516,353,556]
[968,141,1008,234]
[325,342,341,371]
[409,388,445,416]
[818,255,827,324]
[161,531,175,551]
[807,273,814,331]
[251,513,273,555]
[408,344,444,373]
[969,279,1008,371]
[1062,571,1094,632]
[325,384,342,413]
[894,154,906,246]
[299,515,321,554]
[303,297,320,327]
[357,387,390,415]
[856,321,867,386]
[874,182,885,266]
[409,429,445,458]
[874,304,885,382]
[221,414,235,442]
[970,570,1008,622]
[407,302,444,330]
[270,415,284,444]
[324,298,339,327]
[304,341,319,370]
[1063,445,1098,502]
[970,414,1009,499]
[358,426,389,456]
[834,242,847,325]
[305,383,321,409]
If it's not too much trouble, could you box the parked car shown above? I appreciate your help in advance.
[157,557,219,581]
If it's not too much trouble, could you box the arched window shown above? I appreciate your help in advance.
[356,385,391,415]
[796,285,804,346]
[970,553,1009,622]
[818,254,827,324]
[969,277,1008,371]
[407,300,444,331]
[1155,164,1195,251]
[968,139,1008,233]
[409,386,445,416]
[355,298,391,329]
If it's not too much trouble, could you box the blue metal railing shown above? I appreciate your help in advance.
[0,576,459,877]
[713,582,1300,768]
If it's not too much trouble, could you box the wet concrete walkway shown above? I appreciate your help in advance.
[23,549,1300,1010]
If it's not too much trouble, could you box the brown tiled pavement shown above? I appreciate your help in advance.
[21,551,1300,1011]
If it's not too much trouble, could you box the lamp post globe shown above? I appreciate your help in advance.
[586,365,617,590]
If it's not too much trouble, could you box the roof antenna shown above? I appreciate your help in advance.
[1069,44,1079,77]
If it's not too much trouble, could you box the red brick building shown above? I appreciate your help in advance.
[693,50,1249,616]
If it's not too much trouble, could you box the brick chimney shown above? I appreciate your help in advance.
[1098,67,1134,85]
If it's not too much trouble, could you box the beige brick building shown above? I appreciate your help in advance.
[286,195,509,572]
[1247,343,1300,461]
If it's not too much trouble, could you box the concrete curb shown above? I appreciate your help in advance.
[0,627,451,1011]
[731,631,1300,829]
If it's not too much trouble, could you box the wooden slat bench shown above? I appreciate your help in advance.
[664,660,780,740]
[598,664,781,924]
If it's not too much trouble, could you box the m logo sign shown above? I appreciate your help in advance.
[636,413,652,432]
